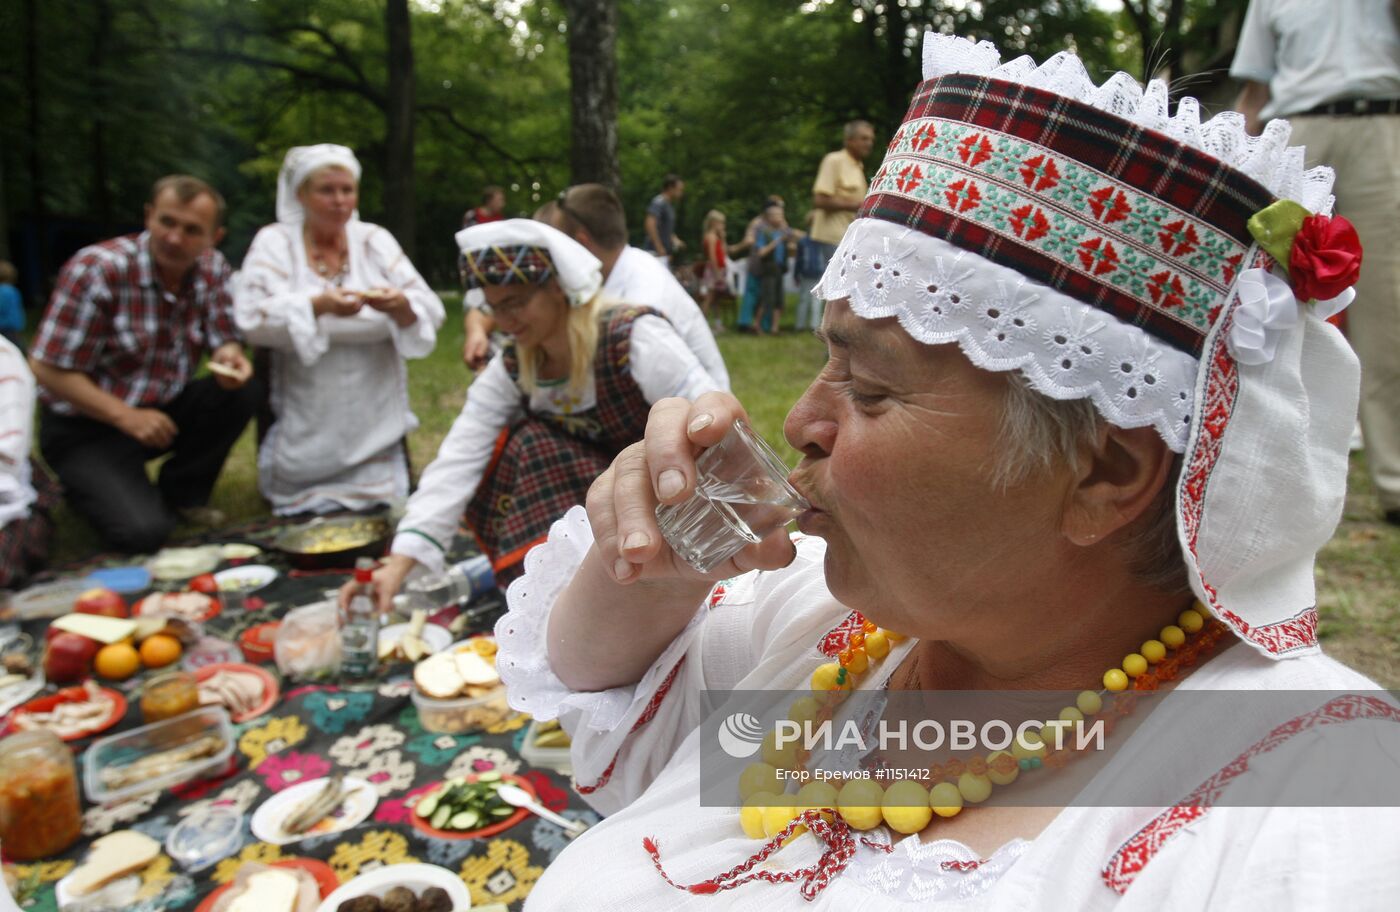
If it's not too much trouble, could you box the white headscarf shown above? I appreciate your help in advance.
[455,218,604,307]
[275,144,362,225]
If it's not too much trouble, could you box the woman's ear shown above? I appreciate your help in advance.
[1062,424,1174,546]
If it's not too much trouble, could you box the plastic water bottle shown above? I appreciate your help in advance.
[340,558,380,682]
[405,554,495,609]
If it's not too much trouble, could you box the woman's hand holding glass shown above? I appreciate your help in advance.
[588,392,798,586]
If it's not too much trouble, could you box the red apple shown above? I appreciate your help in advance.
[74,588,128,619]
[44,632,101,683]
[188,574,219,595]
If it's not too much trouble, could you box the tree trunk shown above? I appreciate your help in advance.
[384,0,416,257]
[562,0,620,189]
[24,0,48,278]
[91,0,113,234]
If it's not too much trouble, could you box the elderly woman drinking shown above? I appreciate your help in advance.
[495,35,1400,910]
[349,218,721,604]
[234,144,444,515]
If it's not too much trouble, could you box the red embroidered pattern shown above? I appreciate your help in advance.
[819,610,869,658]
[1102,694,1400,893]
[645,810,860,900]
[1176,251,1320,656]
[574,656,687,795]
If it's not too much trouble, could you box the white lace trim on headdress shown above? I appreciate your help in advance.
[921,34,1336,216]
[814,221,1198,452]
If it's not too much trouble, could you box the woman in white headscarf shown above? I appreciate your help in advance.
[234,144,445,515]
[342,218,720,603]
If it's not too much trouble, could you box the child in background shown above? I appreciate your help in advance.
[752,201,792,334]
[0,261,23,351]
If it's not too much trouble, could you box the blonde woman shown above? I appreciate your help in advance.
[352,219,721,600]
[234,144,444,516]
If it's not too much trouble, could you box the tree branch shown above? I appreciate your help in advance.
[168,45,386,108]
[417,103,548,176]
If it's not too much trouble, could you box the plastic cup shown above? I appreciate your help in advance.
[655,419,809,573]
[220,588,246,617]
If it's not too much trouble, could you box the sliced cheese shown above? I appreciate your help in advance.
[67,830,160,896]
[52,614,138,645]
[227,870,301,912]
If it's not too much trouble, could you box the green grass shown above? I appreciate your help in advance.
[43,292,1400,686]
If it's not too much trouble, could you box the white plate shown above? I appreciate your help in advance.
[250,776,378,845]
[315,863,471,912]
[213,564,278,593]
[55,870,145,910]
[147,546,222,581]
[380,622,452,658]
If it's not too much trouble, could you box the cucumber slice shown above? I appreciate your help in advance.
[431,805,452,829]
[491,806,513,817]
[450,809,480,830]
[476,771,502,783]
[415,793,440,818]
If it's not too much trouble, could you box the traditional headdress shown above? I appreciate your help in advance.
[815,34,1364,660]
[455,218,604,307]
[275,144,362,225]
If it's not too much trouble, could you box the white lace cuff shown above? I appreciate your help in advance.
[495,506,708,733]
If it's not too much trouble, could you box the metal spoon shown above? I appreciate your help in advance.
[496,783,589,838]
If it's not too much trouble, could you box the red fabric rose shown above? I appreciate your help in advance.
[1289,213,1362,302]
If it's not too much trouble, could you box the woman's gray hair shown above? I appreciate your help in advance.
[994,372,1190,595]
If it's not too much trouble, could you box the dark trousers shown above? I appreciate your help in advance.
[39,377,258,553]
[757,270,785,331]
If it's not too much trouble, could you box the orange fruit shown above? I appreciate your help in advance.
[95,642,142,680]
[139,634,183,669]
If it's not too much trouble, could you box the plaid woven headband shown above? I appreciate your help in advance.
[864,73,1276,358]
[462,245,556,289]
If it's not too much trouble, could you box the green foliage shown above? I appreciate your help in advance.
[3,0,1235,288]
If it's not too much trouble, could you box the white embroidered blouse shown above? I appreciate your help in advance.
[233,220,445,515]
[495,506,1400,910]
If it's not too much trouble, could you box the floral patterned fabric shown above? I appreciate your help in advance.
[7,525,579,911]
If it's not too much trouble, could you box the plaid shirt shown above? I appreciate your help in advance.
[31,232,240,414]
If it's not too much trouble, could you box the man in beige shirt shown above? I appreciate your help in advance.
[810,120,875,249]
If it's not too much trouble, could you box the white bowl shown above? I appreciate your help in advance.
[315,863,472,912]
[213,564,279,593]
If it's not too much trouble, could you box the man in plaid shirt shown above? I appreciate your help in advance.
[29,175,257,553]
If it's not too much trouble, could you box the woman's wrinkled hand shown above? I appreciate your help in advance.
[586,391,797,586]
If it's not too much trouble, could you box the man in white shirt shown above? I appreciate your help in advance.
[1233,0,1400,525]
[465,184,730,391]
[0,336,57,589]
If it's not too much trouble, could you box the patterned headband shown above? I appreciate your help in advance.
[461,245,556,289]
[864,73,1276,358]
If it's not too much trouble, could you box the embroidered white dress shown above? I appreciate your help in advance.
[496,507,1400,910]
[389,315,720,574]
[0,336,36,528]
[234,221,445,515]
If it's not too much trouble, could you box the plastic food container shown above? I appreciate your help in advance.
[519,719,573,776]
[140,670,201,723]
[165,805,244,872]
[83,705,234,804]
[411,684,519,735]
[6,579,92,621]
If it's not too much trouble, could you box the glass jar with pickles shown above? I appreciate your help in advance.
[141,669,201,723]
[0,730,82,860]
